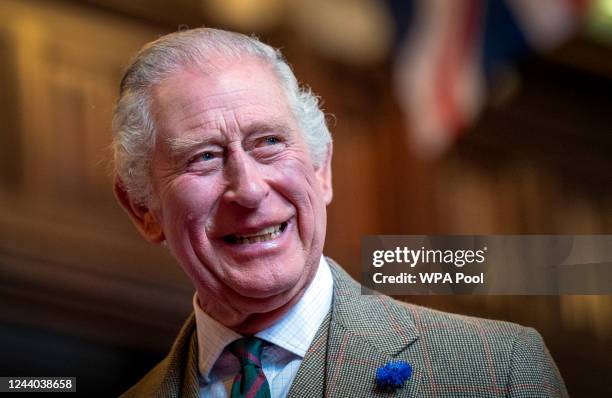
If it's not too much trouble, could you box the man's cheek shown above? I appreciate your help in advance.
[275,158,320,188]
[160,197,209,239]
[166,179,217,211]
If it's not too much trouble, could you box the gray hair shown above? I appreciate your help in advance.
[112,28,331,206]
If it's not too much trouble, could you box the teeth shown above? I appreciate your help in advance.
[233,224,282,244]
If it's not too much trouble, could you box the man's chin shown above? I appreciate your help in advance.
[228,274,302,300]
[230,288,308,334]
[216,252,309,299]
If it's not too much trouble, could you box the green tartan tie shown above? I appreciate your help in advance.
[227,337,271,398]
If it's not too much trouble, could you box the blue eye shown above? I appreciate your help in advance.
[201,152,214,160]
[265,136,279,145]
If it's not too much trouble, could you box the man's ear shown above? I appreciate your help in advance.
[113,177,165,243]
[315,143,333,205]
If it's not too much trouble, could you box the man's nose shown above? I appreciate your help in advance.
[223,149,269,208]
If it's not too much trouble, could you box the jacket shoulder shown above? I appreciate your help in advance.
[401,300,528,338]
[120,357,172,398]
[391,300,568,397]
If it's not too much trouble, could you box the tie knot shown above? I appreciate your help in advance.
[227,337,265,368]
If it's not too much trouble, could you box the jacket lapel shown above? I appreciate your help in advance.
[131,259,423,398]
[286,312,330,398]
[323,260,422,397]
[156,314,200,398]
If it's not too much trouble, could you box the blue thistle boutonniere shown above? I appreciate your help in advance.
[375,361,412,391]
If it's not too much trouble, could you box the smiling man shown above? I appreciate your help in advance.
[113,28,567,398]
[141,57,330,335]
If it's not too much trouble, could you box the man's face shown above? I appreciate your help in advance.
[144,58,332,330]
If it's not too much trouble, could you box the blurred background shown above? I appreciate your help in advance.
[0,0,610,396]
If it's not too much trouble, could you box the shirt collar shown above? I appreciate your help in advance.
[193,256,334,382]
[193,295,241,383]
[256,256,333,356]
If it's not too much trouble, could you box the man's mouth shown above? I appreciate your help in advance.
[223,221,288,244]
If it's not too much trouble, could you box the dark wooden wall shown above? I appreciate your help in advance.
[0,0,610,396]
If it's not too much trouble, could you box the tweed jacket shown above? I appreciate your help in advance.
[121,259,568,397]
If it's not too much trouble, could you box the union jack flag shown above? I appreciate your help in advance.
[388,0,591,157]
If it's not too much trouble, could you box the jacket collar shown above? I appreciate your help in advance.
[327,258,419,355]
[288,259,422,398]
[125,259,422,398]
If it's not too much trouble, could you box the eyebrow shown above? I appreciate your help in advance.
[166,135,219,154]
[165,120,294,157]
[243,121,294,136]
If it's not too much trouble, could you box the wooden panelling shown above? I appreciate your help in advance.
[0,0,192,351]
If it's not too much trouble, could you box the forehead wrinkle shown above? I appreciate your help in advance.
[154,68,299,159]
[165,117,297,157]
[154,80,251,124]
[168,93,274,135]
[174,99,289,136]
[173,87,256,118]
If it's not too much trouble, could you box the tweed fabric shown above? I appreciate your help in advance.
[285,312,330,398]
[121,258,568,398]
[318,259,568,398]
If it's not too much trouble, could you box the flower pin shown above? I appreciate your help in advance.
[375,360,412,391]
